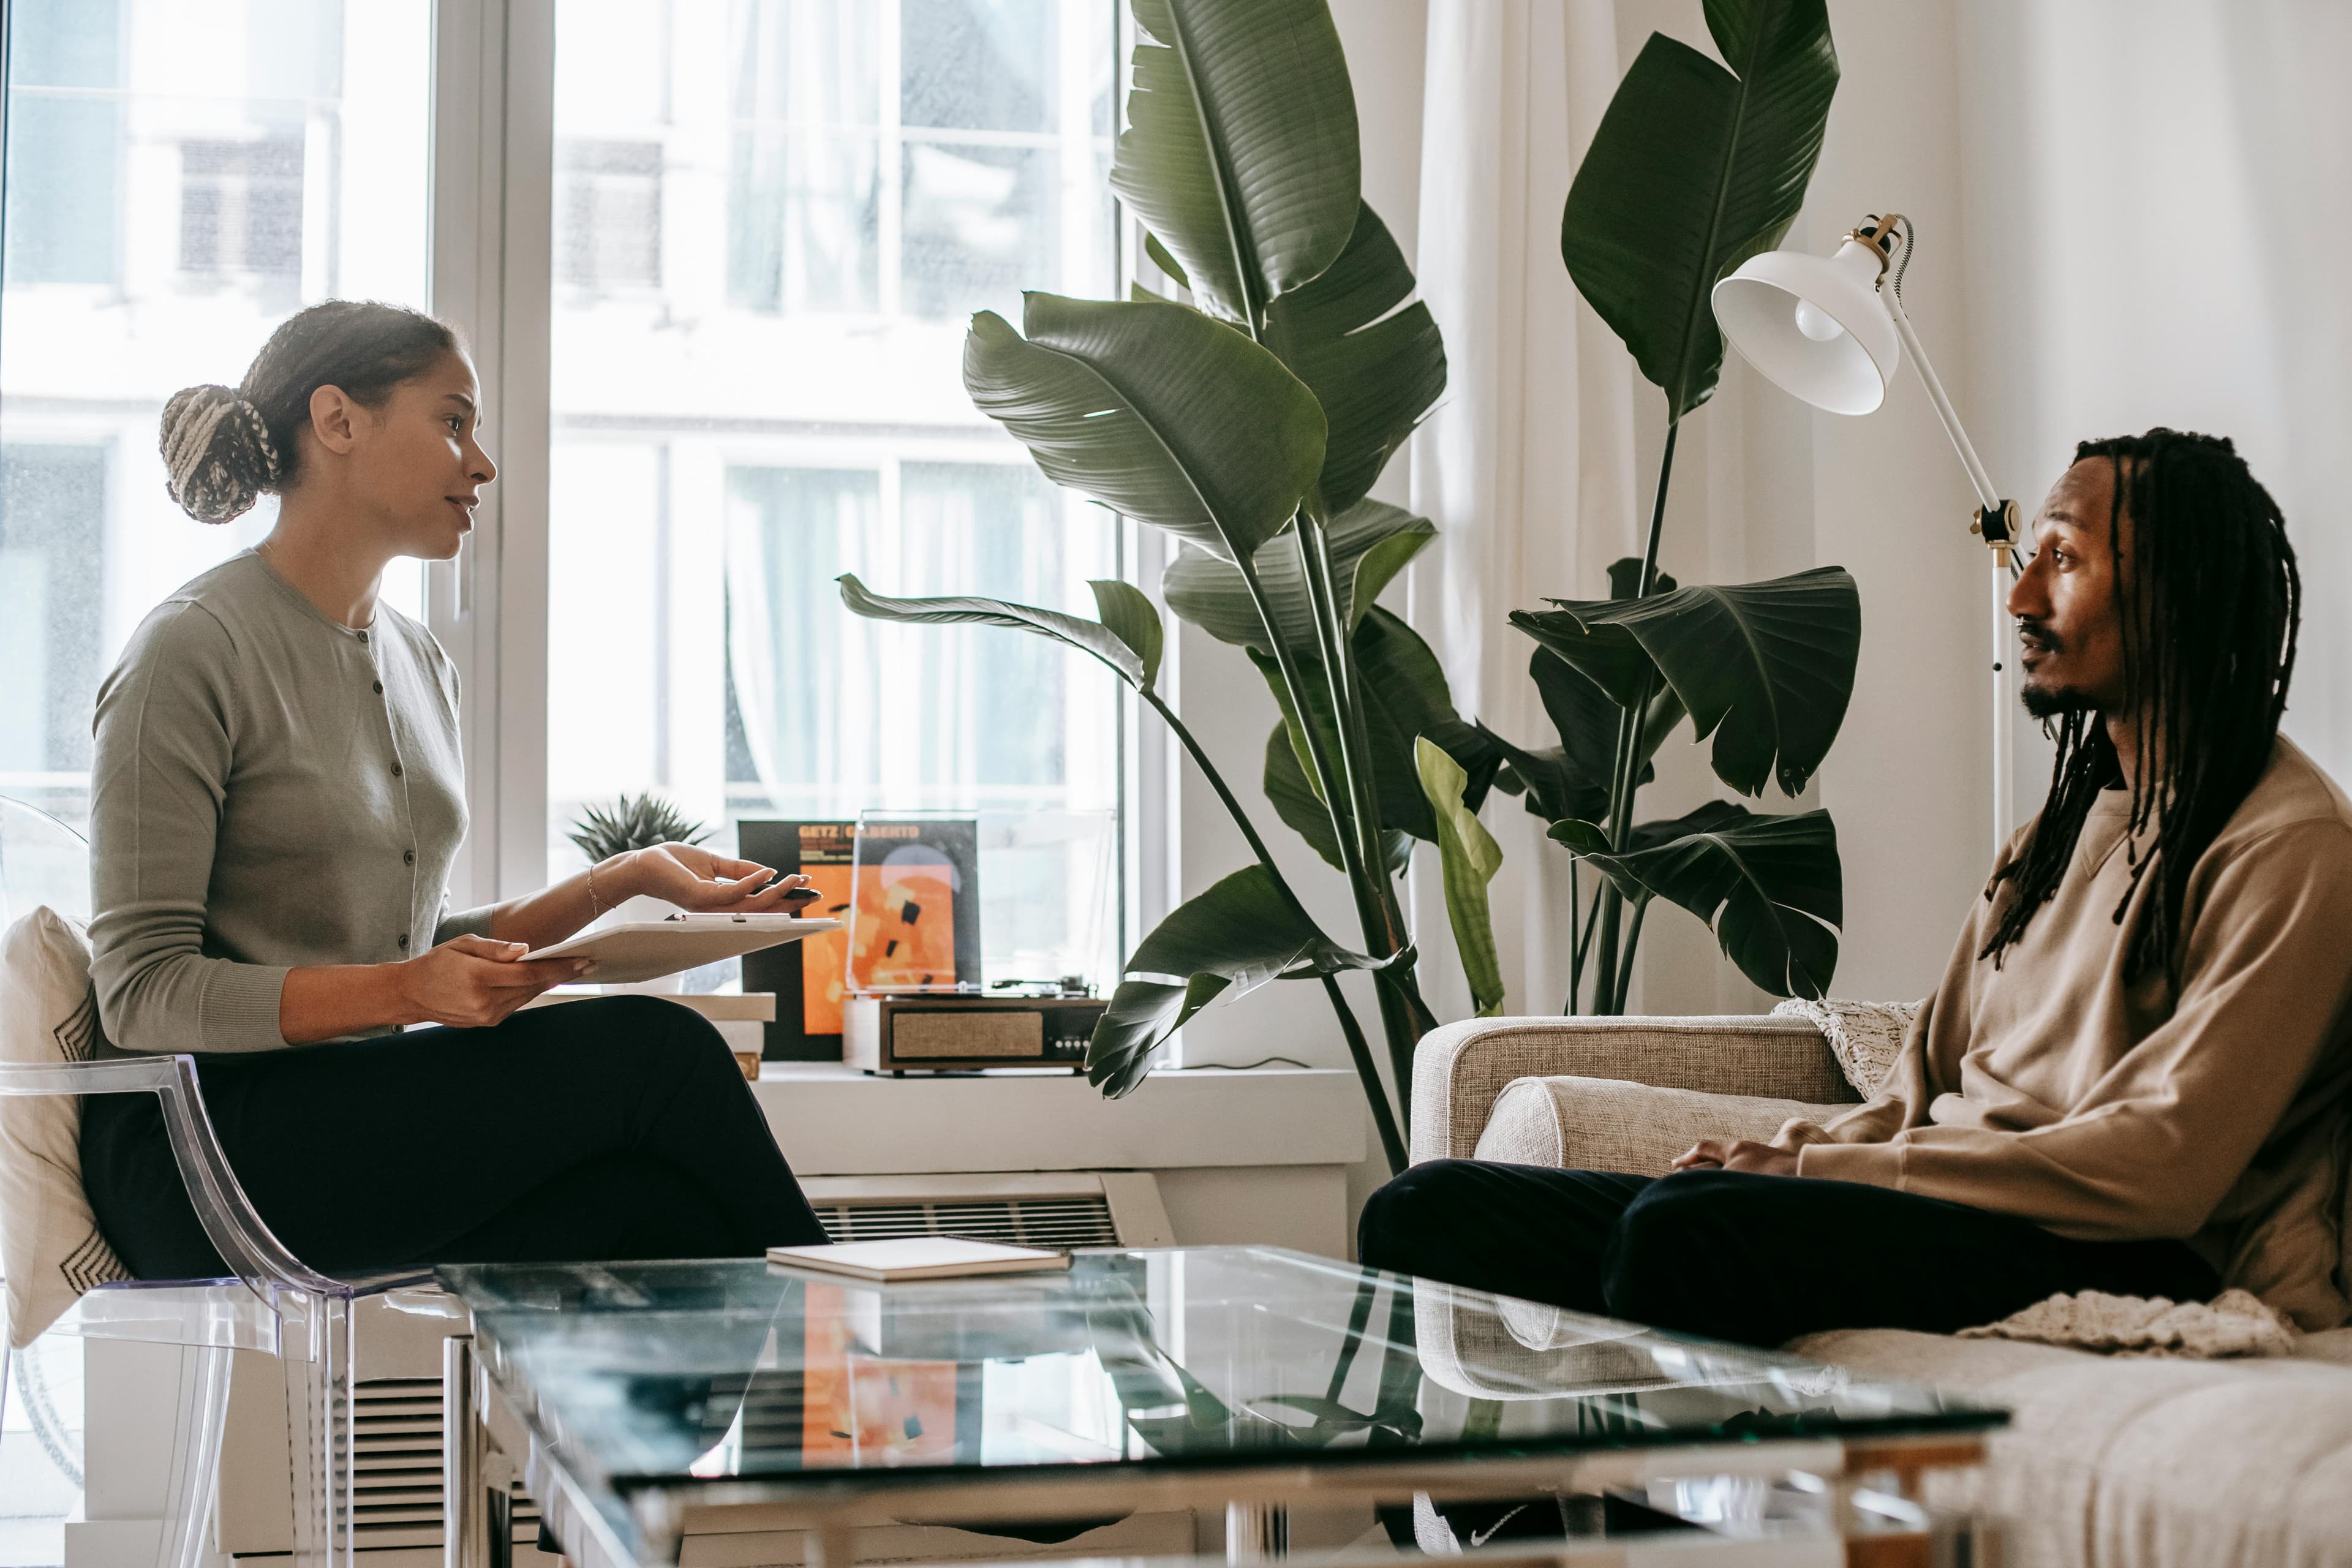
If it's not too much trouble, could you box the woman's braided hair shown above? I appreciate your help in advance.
[159,300,459,523]
[1981,429,2301,981]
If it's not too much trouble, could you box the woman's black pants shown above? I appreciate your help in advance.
[1358,1159,2221,1349]
[80,995,829,1280]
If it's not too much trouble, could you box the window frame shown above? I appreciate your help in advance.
[423,0,1166,965]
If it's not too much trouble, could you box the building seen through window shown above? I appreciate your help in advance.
[545,0,1122,889]
[0,0,433,833]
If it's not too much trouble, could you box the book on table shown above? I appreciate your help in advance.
[764,1236,1072,1282]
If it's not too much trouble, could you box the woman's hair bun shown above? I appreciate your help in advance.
[159,383,282,524]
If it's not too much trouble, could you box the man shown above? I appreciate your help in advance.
[1359,428,2352,1346]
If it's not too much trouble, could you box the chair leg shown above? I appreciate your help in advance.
[155,1343,232,1568]
[282,1291,358,1568]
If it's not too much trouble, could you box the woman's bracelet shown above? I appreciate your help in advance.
[587,856,609,916]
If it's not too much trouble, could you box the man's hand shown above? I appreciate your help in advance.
[622,843,813,913]
[396,934,590,1030]
[1672,1137,1800,1178]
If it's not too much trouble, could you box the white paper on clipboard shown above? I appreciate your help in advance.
[527,915,842,986]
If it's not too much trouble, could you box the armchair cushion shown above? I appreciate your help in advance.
[1410,1014,1856,1166]
[1475,1074,1855,1176]
[1,908,133,1347]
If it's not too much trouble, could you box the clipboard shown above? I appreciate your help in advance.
[527,915,842,986]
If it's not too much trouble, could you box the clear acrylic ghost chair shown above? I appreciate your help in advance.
[1,796,425,1568]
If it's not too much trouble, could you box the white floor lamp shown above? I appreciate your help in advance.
[1712,214,2021,853]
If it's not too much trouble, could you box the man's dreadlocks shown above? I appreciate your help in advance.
[1981,428,2301,981]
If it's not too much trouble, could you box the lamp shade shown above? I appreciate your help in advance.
[1710,238,1900,415]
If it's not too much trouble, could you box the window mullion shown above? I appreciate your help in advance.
[428,0,555,907]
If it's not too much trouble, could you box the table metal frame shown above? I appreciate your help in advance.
[443,1333,1989,1568]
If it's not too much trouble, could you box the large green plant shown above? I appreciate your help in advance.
[1496,0,1861,1013]
[842,0,1476,1174]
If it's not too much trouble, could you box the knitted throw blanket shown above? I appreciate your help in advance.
[1771,996,1920,1098]
[1958,1288,2300,1359]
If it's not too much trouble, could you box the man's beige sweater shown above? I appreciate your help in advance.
[1776,736,2352,1329]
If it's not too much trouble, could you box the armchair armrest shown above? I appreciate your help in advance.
[1409,1014,1859,1166]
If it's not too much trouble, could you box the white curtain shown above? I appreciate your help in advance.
[1404,0,1639,1019]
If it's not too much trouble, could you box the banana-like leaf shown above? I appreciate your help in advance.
[1246,607,1492,867]
[1087,864,1385,1095]
[1114,0,1360,325]
[1246,642,1435,848]
[1163,499,1433,655]
[838,573,1153,692]
[964,293,1325,563]
[1089,579,1165,694]
[1416,737,1505,1016]
[1561,0,1839,418]
[1262,203,1447,515]
[1551,801,1841,998]
[1354,608,1501,813]
[1510,566,1858,797]
[1264,721,1414,877]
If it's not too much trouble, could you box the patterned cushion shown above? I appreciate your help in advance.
[1,908,132,1347]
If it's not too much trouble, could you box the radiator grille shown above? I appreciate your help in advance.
[813,1195,1120,1248]
[351,1378,538,1550]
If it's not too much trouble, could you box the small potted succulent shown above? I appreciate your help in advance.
[565,793,712,991]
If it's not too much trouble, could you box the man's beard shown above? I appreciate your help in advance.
[2014,615,2092,720]
[2021,680,2098,720]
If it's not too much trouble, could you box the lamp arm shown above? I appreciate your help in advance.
[1881,289,2003,516]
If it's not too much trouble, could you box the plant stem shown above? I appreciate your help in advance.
[1566,860,1580,1014]
[1613,896,1649,1011]
[1324,974,1408,1173]
[1591,417,1682,1015]
[1146,686,1405,1166]
[1232,554,1389,965]
[1295,513,1395,937]
[1289,511,1431,1110]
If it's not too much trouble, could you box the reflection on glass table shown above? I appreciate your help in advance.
[440,1246,2004,1568]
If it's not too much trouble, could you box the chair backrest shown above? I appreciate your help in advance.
[0,796,91,929]
[0,795,385,1313]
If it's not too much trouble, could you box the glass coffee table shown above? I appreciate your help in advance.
[437,1247,2004,1568]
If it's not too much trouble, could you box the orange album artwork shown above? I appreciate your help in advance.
[800,863,856,1036]
[801,1283,960,1469]
[848,849,960,992]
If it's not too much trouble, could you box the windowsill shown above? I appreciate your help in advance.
[751,1063,1367,1176]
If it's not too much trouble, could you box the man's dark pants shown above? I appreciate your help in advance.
[1358,1161,2221,1348]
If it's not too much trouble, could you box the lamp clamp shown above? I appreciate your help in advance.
[1969,499,2021,567]
[1847,214,1908,274]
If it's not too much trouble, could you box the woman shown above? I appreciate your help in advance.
[81,300,831,1279]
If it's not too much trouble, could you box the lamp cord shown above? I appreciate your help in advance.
[1888,216,1918,306]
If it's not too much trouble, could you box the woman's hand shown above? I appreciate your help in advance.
[394,934,590,1030]
[619,843,813,913]
[1671,1137,1800,1178]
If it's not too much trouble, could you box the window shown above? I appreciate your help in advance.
[544,0,1121,903]
[2,0,123,287]
[557,139,664,292]
[178,134,307,286]
[0,0,434,835]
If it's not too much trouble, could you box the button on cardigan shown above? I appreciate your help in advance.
[88,551,495,1055]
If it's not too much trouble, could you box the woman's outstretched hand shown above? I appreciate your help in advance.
[622,842,813,913]
[395,934,590,1030]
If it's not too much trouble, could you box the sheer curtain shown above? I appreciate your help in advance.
[1957,0,2352,793]
[1404,0,1638,1020]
